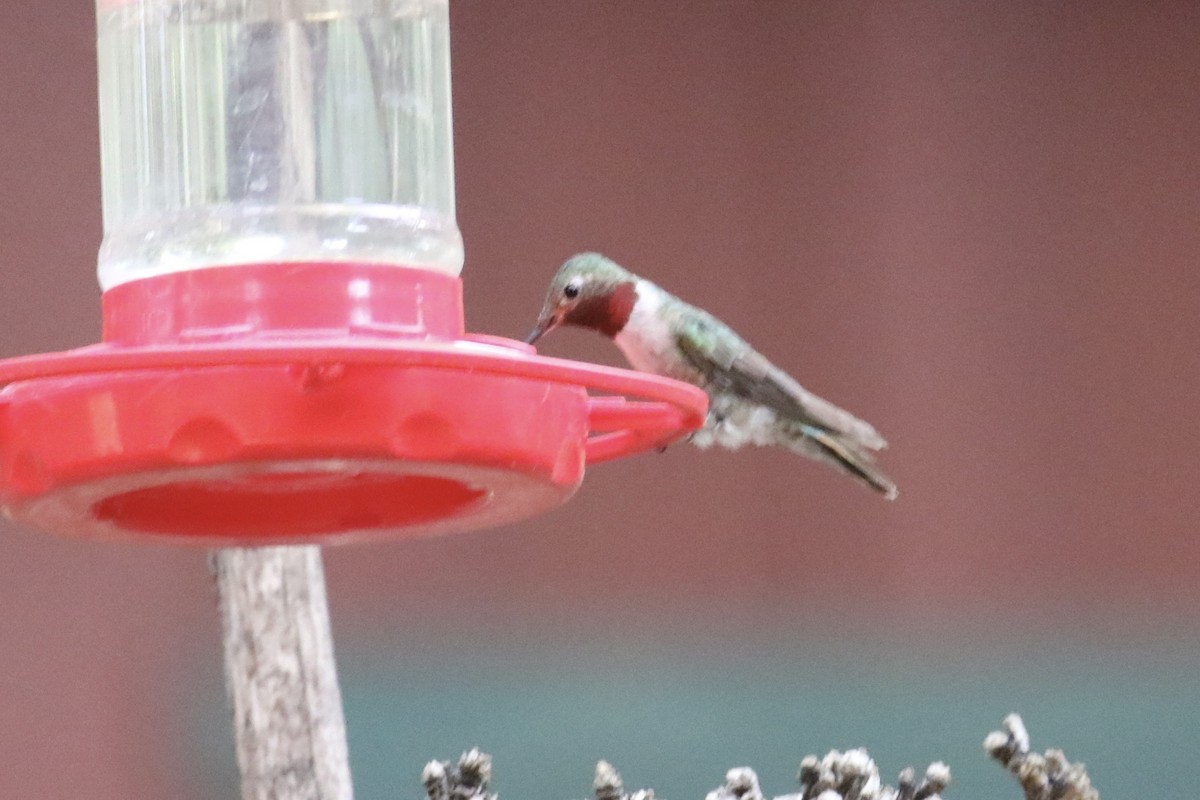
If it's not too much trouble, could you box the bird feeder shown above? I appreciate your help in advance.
[0,0,706,545]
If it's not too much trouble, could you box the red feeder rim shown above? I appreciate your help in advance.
[0,263,707,545]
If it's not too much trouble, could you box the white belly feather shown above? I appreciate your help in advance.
[690,395,782,449]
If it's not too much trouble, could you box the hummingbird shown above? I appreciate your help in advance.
[524,253,897,499]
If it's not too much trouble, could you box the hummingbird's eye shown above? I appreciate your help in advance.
[563,282,581,299]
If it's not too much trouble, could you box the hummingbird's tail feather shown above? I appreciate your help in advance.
[758,363,888,451]
[799,391,888,451]
[798,424,898,500]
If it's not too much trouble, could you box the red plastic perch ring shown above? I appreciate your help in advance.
[0,264,706,545]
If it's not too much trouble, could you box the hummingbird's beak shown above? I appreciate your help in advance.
[524,312,558,345]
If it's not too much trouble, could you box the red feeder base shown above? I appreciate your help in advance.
[0,264,706,544]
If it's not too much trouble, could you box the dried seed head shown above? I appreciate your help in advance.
[924,762,951,791]
[1002,714,1030,754]
[458,748,492,789]
[422,760,450,800]
[594,760,624,800]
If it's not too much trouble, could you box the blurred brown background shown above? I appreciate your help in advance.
[2,2,1199,798]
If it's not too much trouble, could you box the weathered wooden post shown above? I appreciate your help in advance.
[214,547,352,799]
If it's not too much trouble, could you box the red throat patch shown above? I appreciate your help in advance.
[564,281,638,338]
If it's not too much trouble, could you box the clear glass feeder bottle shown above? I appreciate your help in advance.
[95,0,463,290]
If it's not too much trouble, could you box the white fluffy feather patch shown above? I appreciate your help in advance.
[690,396,780,449]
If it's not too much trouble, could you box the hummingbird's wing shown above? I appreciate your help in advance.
[672,311,887,451]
